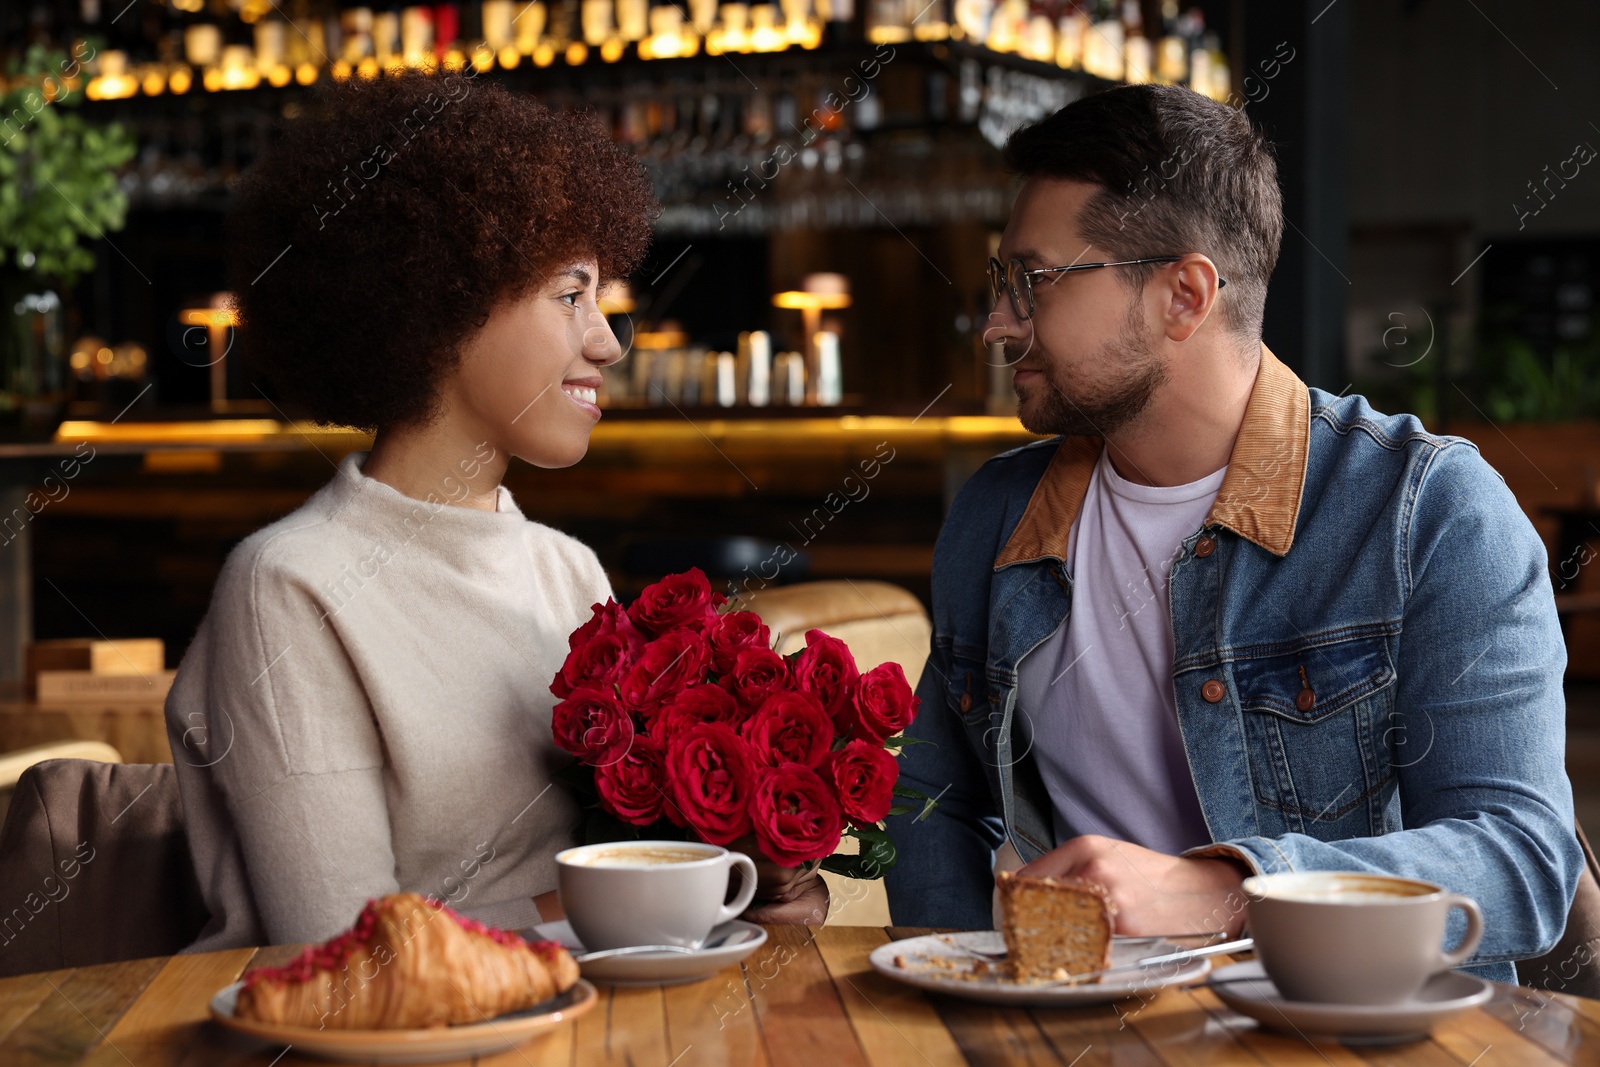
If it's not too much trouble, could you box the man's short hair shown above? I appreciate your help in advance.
[1002,84,1282,338]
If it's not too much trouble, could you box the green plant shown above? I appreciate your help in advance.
[0,43,136,283]
[1476,333,1600,423]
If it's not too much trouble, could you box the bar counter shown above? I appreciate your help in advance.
[0,412,1044,681]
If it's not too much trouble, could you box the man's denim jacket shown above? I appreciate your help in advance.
[885,345,1581,983]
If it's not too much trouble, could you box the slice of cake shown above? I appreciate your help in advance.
[996,870,1115,983]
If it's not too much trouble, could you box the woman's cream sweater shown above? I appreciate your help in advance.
[165,452,607,951]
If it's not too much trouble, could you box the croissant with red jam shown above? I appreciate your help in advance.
[235,893,578,1030]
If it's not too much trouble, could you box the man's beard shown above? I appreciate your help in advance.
[1010,304,1167,438]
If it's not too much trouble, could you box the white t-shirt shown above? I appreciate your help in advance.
[1015,446,1224,855]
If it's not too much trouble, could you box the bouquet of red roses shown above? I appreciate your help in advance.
[548,568,935,879]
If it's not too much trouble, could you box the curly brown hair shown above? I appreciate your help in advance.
[227,71,657,430]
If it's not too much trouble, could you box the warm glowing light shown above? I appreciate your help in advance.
[634,330,690,349]
[773,291,852,310]
[533,43,556,66]
[564,41,587,64]
[471,44,495,71]
[96,347,114,365]
[444,47,466,71]
[329,60,351,81]
[169,66,193,93]
[178,308,241,328]
[497,45,521,68]
[202,67,223,92]
[358,57,380,79]
[600,37,624,61]
[70,351,90,371]
[295,62,318,84]
[141,69,166,95]
[748,5,783,51]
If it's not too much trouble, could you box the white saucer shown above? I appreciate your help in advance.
[1208,961,1493,1044]
[525,919,767,986]
[869,932,1212,1007]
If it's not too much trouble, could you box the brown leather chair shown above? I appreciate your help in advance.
[1516,823,1600,998]
[743,579,933,689]
[0,740,123,831]
[0,759,208,978]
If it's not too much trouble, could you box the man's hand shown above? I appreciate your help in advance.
[1016,835,1251,937]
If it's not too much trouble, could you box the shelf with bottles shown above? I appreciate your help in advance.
[9,0,1230,106]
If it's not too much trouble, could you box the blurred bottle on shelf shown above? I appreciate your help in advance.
[911,0,948,41]
[1120,0,1150,83]
[1082,0,1120,80]
[983,0,1025,54]
[951,0,991,44]
[1154,0,1185,83]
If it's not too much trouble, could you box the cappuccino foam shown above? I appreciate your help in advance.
[1260,888,1422,903]
[568,846,713,867]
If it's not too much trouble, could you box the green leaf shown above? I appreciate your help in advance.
[820,833,897,880]
[880,735,931,750]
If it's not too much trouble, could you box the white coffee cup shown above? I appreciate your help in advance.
[1242,871,1485,1005]
[556,840,758,951]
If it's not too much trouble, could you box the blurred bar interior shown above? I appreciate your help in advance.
[1,0,1599,706]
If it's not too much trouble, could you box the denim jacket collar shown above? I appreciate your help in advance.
[993,344,1311,569]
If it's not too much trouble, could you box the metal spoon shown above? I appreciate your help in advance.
[939,929,1231,963]
[1041,937,1256,986]
[574,932,737,963]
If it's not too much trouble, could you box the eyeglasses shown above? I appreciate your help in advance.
[987,255,1227,321]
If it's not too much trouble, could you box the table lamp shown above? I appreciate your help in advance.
[772,273,850,404]
[177,298,239,412]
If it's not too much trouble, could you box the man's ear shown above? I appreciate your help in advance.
[1162,254,1223,343]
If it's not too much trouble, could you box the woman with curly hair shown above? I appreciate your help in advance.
[164,71,664,950]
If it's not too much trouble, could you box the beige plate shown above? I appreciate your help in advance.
[869,932,1211,1007]
[209,978,597,1064]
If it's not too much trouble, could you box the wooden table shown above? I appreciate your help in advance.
[2,926,1597,1066]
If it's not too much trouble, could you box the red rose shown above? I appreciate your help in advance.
[619,629,712,720]
[652,683,743,744]
[569,598,644,652]
[741,691,835,769]
[847,662,920,742]
[825,740,899,825]
[749,763,845,867]
[664,722,755,845]
[550,632,634,700]
[794,629,860,731]
[628,568,719,636]
[595,735,668,826]
[722,647,791,710]
[707,610,772,675]
[551,687,635,765]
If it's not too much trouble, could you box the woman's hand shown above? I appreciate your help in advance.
[743,869,829,924]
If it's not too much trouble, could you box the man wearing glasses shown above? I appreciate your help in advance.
[885,84,1578,983]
